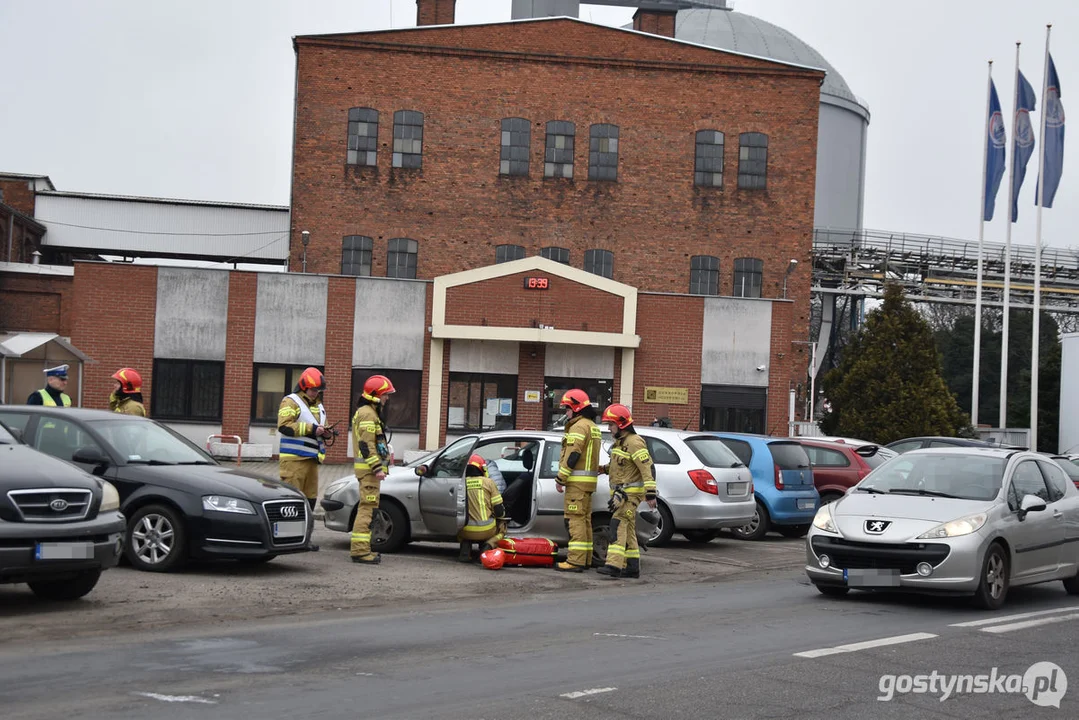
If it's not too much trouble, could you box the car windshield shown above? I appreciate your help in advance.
[0,422,15,444]
[92,418,213,465]
[858,453,1005,501]
[685,437,745,468]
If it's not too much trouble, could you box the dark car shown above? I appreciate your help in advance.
[885,436,999,453]
[796,439,896,505]
[0,420,126,600]
[0,408,314,572]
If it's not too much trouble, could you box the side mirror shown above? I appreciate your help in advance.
[72,446,109,467]
[1018,493,1047,519]
[414,464,428,477]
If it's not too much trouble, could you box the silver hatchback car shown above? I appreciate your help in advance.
[806,447,1079,609]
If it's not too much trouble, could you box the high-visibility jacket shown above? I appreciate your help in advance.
[463,474,505,534]
[351,403,388,478]
[110,394,146,417]
[557,415,602,490]
[607,431,658,498]
[278,393,326,463]
[36,389,72,407]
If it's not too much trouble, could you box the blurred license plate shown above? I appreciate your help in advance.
[273,521,306,538]
[844,568,900,587]
[35,542,93,561]
[798,499,816,510]
[727,482,748,495]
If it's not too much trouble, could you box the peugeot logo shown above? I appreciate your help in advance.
[865,519,891,534]
[50,499,69,512]
[281,506,300,519]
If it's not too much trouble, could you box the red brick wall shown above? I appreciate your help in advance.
[516,343,545,431]
[0,273,74,335]
[443,274,624,333]
[438,338,451,447]
[416,0,455,26]
[633,294,704,430]
[633,10,676,38]
[767,300,798,435]
[222,272,257,439]
[323,277,356,461]
[72,263,157,411]
[0,179,36,217]
[418,287,435,448]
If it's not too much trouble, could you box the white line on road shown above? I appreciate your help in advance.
[949,605,1079,628]
[593,632,664,640]
[133,692,218,705]
[980,612,1079,634]
[560,687,618,699]
[793,632,938,659]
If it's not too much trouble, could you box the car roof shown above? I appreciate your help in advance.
[791,438,877,450]
[631,426,724,441]
[902,446,1025,459]
[455,429,563,441]
[711,431,799,444]
[5,407,134,421]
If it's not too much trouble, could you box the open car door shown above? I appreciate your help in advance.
[417,436,475,536]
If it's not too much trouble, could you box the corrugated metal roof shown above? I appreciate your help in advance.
[37,190,287,212]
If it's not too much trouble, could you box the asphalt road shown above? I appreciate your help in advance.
[3,569,1078,719]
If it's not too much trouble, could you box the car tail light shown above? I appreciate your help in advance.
[774,464,784,490]
[688,469,719,495]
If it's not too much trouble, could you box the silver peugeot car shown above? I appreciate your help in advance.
[806,447,1079,609]
[320,428,755,561]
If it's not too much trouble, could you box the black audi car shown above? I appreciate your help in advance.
[0,408,313,572]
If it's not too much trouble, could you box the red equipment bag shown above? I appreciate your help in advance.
[496,537,558,567]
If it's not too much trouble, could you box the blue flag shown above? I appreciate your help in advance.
[985,79,1007,221]
[1036,53,1065,208]
[1011,70,1037,222]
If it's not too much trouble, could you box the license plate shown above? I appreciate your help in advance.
[798,499,816,510]
[844,568,901,587]
[273,521,306,538]
[727,482,748,495]
[35,542,93,561]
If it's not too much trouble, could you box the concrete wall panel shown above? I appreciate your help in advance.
[545,345,615,378]
[449,340,519,374]
[253,274,328,365]
[701,298,771,387]
[154,268,229,360]
[352,279,426,370]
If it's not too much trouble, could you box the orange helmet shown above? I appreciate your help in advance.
[560,389,591,414]
[112,368,142,394]
[480,548,505,570]
[362,374,395,403]
[298,367,325,392]
[467,454,488,475]
[601,403,634,430]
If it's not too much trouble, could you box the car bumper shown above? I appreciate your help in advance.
[670,496,757,530]
[0,511,126,584]
[321,497,354,532]
[764,489,819,525]
[190,505,314,559]
[805,531,985,593]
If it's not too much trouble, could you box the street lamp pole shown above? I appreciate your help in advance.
[301,230,310,273]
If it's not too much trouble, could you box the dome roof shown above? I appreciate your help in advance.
[671,8,869,118]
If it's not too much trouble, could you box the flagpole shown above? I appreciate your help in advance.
[1031,25,1051,451]
[1000,42,1020,430]
[972,60,994,428]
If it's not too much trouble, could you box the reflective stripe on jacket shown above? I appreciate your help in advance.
[609,432,655,495]
[278,393,326,463]
[352,404,387,477]
[38,389,72,408]
[463,475,504,533]
[558,415,602,490]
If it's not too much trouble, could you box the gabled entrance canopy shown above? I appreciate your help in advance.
[0,332,93,405]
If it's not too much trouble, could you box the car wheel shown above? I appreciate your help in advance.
[1062,572,1079,595]
[815,584,849,598]
[27,570,102,601]
[591,514,611,567]
[644,502,675,547]
[681,529,718,544]
[731,500,771,541]
[778,524,810,539]
[972,542,1009,610]
[370,502,409,554]
[819,492,844,505]
[126,504,187,572]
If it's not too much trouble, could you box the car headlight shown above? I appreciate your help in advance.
[100,481,120,512]
[202,495,256,515]
[812,504,837,533]
[324,479,352,497]
[917,513,988,539]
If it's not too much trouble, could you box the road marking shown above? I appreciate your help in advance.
[980,612,1079,634]
[949,605,1079,628]
[560,687,617,699]
[593,632,663,640]
[793,632,938,658]
[133,692,218,705]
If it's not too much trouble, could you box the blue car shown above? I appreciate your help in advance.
[710,433,820,540]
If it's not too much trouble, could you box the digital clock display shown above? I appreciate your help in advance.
[524,277,549,289]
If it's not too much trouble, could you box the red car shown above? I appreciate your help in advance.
[795,439,896,505]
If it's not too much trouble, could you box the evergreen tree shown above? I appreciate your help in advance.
[820,284,969,443]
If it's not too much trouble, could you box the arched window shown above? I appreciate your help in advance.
[393,110,424,169]
[544,121,575,178]
[694,130,724,187]
[738,132,768,189]
[387,238,418,278]
[583,249,613,278]
[495,244,525,263]
[347,108,378,166]
[341,235,373,276]
[733,258,763,298]
[588,124,619,181]
[540,246,570,264]
[500,118,530,176]
[689,255,719,295]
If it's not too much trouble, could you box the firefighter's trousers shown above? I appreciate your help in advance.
[563,484,594,568]
[280,457,320,500]
[606,493,642,571]
[457,523,503,547]
[350,475,382,557]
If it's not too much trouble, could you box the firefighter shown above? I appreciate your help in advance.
[110,368,147,417]
[350,374,395,564]
[27,365,72,407]
[457,454,506,563]
[554,389,602,572]
[277,367,329,514]
[597,403,658,579]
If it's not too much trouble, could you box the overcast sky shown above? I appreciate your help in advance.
[1,0,1077,252]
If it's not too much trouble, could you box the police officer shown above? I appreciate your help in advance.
[597,403,657,579]
[554,389,602,572]
[350,374,395,565]
[277,367,329,511]
[27,365,72,407]
[110,368,147,416]
[457,454,506,562]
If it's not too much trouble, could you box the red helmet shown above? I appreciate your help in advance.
[298,367,325,392]
[560,389,591,413]
[481,548,505,570]
[362,374,396,403]
[467,454,488,474]
[112,368,142,394]
[601,403,634,430]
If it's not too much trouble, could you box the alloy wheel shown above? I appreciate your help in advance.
[131,513,175,566]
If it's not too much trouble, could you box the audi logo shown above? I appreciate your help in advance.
[280,506,300,518]
[50,499,70,512]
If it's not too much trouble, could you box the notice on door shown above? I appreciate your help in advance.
[644,387,689,405]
